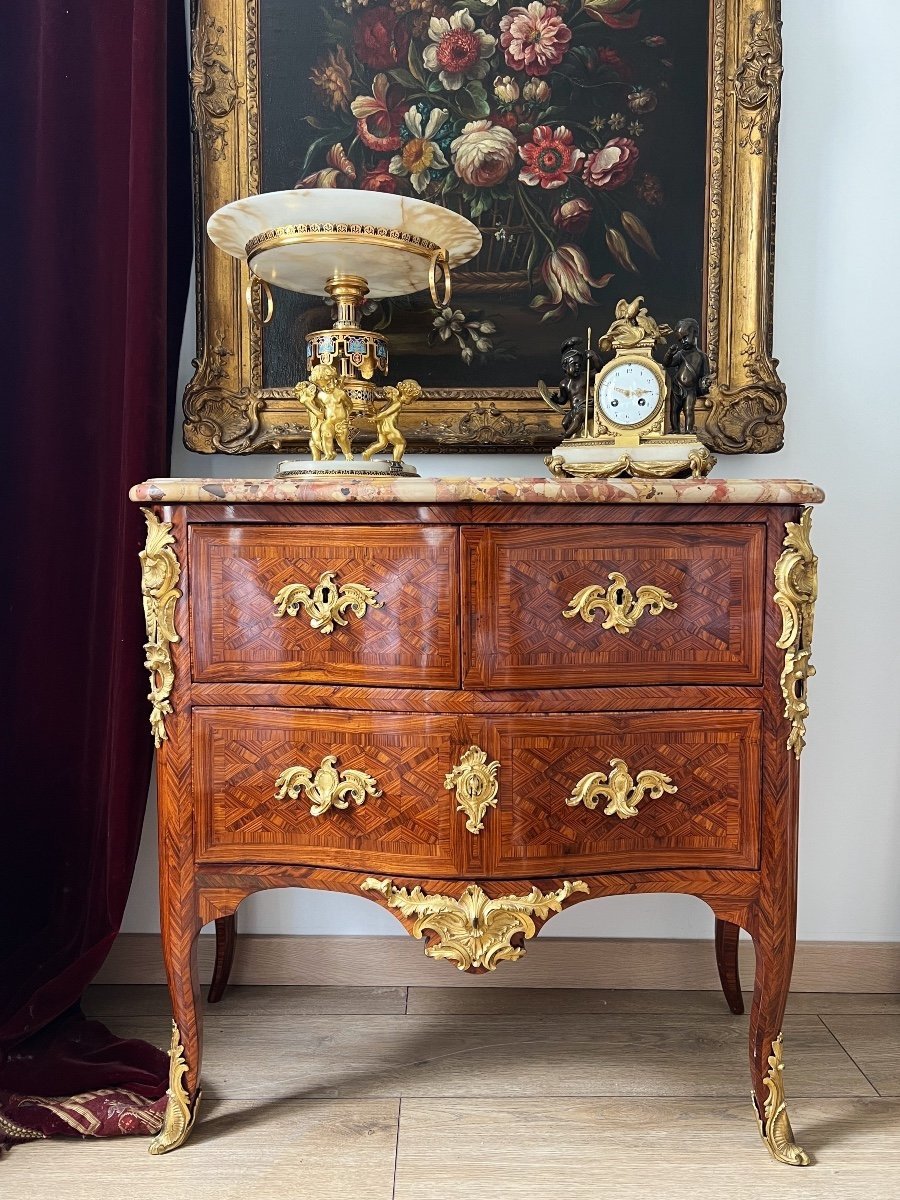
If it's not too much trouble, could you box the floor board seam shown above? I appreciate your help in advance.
[391,1097,402,1200]
[816,1014,882,1096]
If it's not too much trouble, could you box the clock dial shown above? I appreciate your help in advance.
[597,362,662,428]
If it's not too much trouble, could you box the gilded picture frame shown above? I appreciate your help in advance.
[184,0,786,455]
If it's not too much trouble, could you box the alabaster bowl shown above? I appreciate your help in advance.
[206,189,481,299]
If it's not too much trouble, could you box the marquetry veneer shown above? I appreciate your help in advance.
[131,476,823,1165]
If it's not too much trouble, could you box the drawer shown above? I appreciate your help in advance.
[193,708,486,876]
[189,524,459,686]
[489,710,761,876]
[463,524,765,687]
[194,707,760,878]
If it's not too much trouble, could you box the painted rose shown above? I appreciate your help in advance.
[451,120,518,187]
[360,163,400,192]
[350,74,406,151]
[423,10,496,92]
[298,142,356,188]
[553,196,592,233]
[530,244,613,320]
[389,106,451,193]
[583,0,641,29]
[500,3,572,77]
[583,137,640,189]
[353,7,410,71]
[519,125,585,189]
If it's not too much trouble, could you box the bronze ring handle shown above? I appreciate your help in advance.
[245,275,274,325]
[429,248,452,308]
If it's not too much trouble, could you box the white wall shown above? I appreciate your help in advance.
[123,1,900,942]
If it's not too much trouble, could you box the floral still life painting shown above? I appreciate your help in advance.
[258,0,710,407]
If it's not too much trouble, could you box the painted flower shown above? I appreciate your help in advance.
[493,75,520,104]
[627,86,658,113]
[430,307,497,363]
[423,10,496,91]
[500,3,572,77]
[553,196,592,233]
[583,0,641,29]
[583,137,640,189]
[608,112,626,130]
[309,45,353,110]
[389,106,450,193]
[451,120,518,187]
[350,74,406,151]
[353,7,410,70]
[361,163,400,192]
[522,78,551,103]
[519,125,584,189]
[637,172,664,205]
[530,244,613,320]
[298,142,356,188]
[595,47,632,80]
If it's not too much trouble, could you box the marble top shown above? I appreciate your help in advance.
[130,477,824,506]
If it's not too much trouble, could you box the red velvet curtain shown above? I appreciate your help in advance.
[0,0,192,1145]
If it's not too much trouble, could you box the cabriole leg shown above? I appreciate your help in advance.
[714,918,744,1014]
[149,901,203,1154]
[748,925,809,1166]
[208,914,237,1004]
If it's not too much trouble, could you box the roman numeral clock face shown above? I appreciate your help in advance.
[597,361,663,428]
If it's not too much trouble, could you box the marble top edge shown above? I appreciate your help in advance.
[130,477,824,506]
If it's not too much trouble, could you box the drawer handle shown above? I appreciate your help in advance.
[566,757,677,820]
[563,571,676,635]
[361,878,589,972]
[444,745,500,835]
[274,755,381,818]
[273,570,383,635]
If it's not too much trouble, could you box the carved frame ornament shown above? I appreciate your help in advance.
[185,0,786,456]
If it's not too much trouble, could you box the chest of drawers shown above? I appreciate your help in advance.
[131,475,823,1165]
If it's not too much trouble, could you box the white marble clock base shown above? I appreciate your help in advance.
[546,436,716,480]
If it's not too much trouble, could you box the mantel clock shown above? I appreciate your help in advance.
[546,298,716,480]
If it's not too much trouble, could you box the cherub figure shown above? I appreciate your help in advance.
[663,318,713,434]
[538,337,600,440]
[294,363,354,460]
[362,379,421,463]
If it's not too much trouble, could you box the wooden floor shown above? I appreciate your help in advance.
[5,985,900,1198]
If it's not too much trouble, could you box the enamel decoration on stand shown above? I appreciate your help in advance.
[543,297,717,480]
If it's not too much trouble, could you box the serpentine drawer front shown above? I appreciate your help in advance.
[462,523,766,688]
[490,710,762,877]
[192,707,486,876]
[132,476,823,1162]
[189,524,459,687]
[193,705,761,879]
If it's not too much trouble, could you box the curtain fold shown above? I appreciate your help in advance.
[0,0,193,1146]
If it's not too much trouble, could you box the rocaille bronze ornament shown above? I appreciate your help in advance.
[544,297,718,480]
